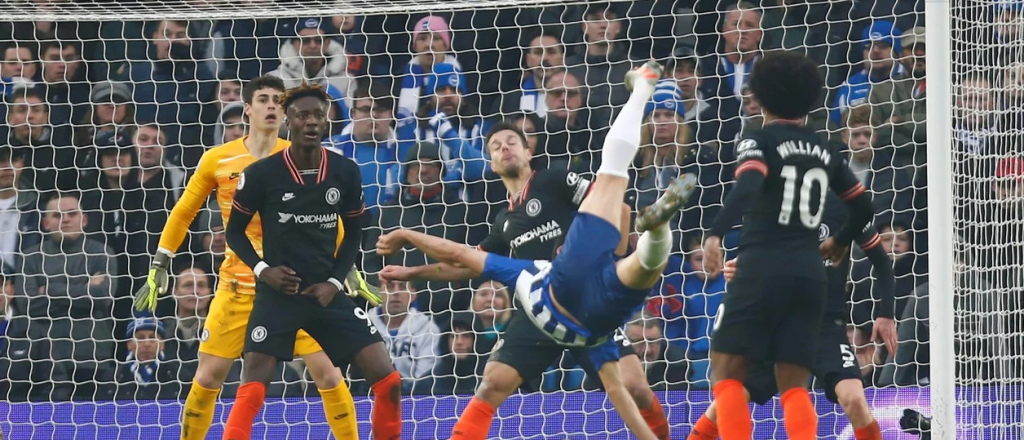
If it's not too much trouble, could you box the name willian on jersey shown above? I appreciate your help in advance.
[736,138,832,166]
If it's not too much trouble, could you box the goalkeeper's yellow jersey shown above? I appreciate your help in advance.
[158,136,290,295]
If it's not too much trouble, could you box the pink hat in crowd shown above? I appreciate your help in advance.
[996,157,1024,180]
[414,16,452,49]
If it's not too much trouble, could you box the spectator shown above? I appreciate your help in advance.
[74,81,134,149]
[199,220,226,274]
[566,3,632,116]
[268,18,355,108]
[0,146,40,271]
[113,316,184,400]
[832,20,906,125]
[698,2,765,112]
[541,70,609,174]
[18,193,119,394]
[36,42,90,136]
[417,63,488,195]
[216,102,246,145]
[0,272,15,354]
[633,80,691,213]
[206,19,282,80]
[398,15,461,117]
[665,48,710,123]
[124,19,216,155]
[134,123,184,200]
[851,221,926,330]
[363,142,473,314]
[954,72,998,155]
[368,280,440,391]
[329,15,375,79]
[869,25,927,168]
[493,31,565,118]
[161,265,212,371]
[324,85,414,210]
[841,106,914,227]
[416,316,484,395]
[7,87,77,192]
[1,44,37,95]
[214,76,242,112]
[678,238,724,358]
[466,280,512,354]
[624,316,688,391]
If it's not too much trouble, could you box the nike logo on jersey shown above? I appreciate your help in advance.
[282,193,296,201]
[229,172,240,179]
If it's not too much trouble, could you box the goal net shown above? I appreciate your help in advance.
[0,0,1017,439]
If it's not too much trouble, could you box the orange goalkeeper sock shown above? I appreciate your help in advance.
[222,382,266,440]
[780,387,817,440]
[687,414,719,440]
[638,395,670,440]
[854,420,882,440]
[370,371,402,440]
[452,397,496,440]
[713,379,751,440]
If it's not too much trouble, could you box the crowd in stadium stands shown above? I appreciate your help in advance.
[0,0,1019,403]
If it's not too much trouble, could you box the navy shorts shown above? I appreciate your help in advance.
[549,213,651,336]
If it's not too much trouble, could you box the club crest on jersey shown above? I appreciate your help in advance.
[200,328,210,342]
[326,187,341,205]
[526,198,542,217]
[250,326,267,343]
[819,223,830,241]
[236,172,246,190]
[566,171,580,186]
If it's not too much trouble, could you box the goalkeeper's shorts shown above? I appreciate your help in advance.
[199,286,323,359]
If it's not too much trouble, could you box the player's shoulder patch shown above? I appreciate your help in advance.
[735,137,764,161]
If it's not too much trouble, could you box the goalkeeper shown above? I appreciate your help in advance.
[133,75,382,440]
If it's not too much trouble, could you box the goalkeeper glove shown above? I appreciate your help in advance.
[344,268,383,307]
[133,249,172,312]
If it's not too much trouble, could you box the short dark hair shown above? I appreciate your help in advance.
[485,121,530,149]
[242,75,286,104]
[38,41,78,59]
[280,81,330,110]
[583,2,616,19]
[747,51,823,119]
[8,86,47,109]
[353,84,395,111]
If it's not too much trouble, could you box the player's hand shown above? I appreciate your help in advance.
[260,266,301,295]
[344,268,383,307]
[722,258,738,283]
[819,237,849,265]
[379,265,414,284]
[301,282,339,307]
[133,250,171,312]
[376,231,408,256]
[872,317,898,356]
[702,235,724,276]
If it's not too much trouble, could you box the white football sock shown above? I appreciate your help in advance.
[597,81,656,178]
[636,222,671,271]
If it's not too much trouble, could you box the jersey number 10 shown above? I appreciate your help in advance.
[778,165,828,228]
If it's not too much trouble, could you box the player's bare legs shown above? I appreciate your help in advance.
[351,341,403,440]
[835,378,883,439]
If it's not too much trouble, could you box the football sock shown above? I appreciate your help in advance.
[713,379,752,440]
[854,420,883,440]
[181,382,219,440]
[687,414,720,440]
[638,395,670,440]
[370,371,403,440]
[781,387,818,440]
[637,222,671,270]
[320,381,359,439]
[597,77,654,178]
[452,397,497,440]
[222,382,266,440]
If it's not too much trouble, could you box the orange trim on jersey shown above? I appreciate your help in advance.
[316,148,329,184]
[735,160,768,178]
[232,200,253,216]
[342,205,367,218]
[508,171,537,210]
[860,233,882,251]
[283,149,304,184]
[839,183,866,200]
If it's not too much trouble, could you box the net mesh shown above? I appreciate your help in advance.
[0,0,1018,439]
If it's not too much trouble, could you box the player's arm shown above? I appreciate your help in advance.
[822,158,876,263]
[134,149,219,311]
[225,165,302,294]
[705,137,768,268]
[379,211,510,284]
[597,362,659,440]
[856,226,898,354]
[377,229,488,277]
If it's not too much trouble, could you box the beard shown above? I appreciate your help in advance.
[496,160,525,179]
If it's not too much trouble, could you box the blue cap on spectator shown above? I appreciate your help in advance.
[426,63,467,95]
[643,79,686,120]
[862,20,903,53]
[126,316,165,339]
[295,17,334,35]
[994,0,1023,11]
